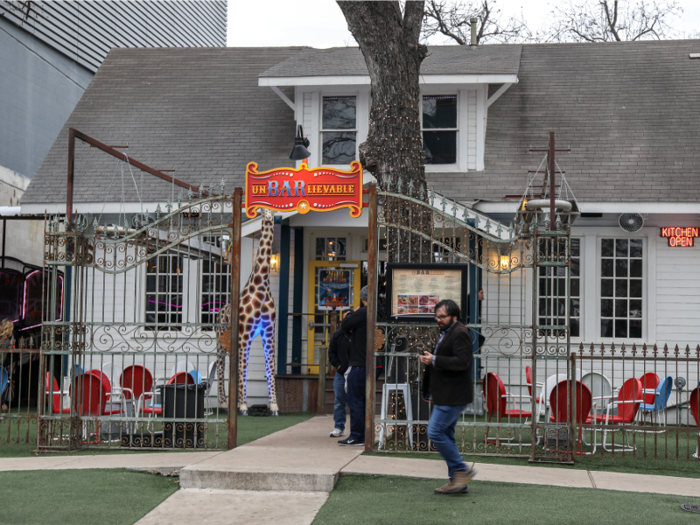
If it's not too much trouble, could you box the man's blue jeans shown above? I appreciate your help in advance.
[427,404,468,478]
[346,366,366,441]
[333,371,347,431]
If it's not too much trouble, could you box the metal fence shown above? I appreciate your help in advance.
[38,192,236,451]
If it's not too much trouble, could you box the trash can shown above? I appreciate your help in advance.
[162,383,206,448]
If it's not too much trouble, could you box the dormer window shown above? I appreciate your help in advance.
[422,95,457,165]
[322,96,357,164]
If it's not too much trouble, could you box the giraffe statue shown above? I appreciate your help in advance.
[215,209,278,416]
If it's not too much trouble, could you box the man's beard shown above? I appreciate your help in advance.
[439,318,455,331]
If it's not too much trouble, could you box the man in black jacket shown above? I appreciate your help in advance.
[420,299,477,494]
[338,285,386,446]
[328,309,353,438]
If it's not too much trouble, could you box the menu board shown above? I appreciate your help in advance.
[387,265,466,321]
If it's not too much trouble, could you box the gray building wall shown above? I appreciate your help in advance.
[0,1,227,178]
[1,16,93,179]
[0,1,227,72]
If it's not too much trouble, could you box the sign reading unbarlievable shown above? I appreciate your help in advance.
[244,160,363,219]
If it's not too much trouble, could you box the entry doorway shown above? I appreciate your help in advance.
[306,260,362,374]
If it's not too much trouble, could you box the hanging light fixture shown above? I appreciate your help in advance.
[289,124,311,160]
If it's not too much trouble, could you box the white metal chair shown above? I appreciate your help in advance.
[581,372,613,415]
[378,383,413,450]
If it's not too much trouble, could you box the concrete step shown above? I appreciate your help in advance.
[179,415,363,492]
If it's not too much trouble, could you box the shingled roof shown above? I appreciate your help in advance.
[428,39,700,203]
[259,45,522,78]
[23,39,700,207]
[22,47,304,206]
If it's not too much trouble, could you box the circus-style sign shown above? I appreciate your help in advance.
[244,160,363,219]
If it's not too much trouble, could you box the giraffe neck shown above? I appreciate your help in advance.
[253,218,274,280]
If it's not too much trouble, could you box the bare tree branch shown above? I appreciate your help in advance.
[422,0,531,45]
[543,0,683,43]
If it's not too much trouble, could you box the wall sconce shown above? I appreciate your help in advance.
[270,254,279,273]
[500,255,510,271]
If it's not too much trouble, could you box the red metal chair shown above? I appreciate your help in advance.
[71,371,124,442]
[640,372,660,406]
[689,387,700,459]
[140,371,196,417]
[120,364,154,415]
[484,372,532,445]
[45,372,70,414]
[549,379,595,455]
[593,377,643,452]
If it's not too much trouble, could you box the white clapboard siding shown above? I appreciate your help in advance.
[465,89,478,170]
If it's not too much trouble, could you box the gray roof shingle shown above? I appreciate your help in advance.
[23,47,305,205]
[24,40,700,206]
[259,45,522,78]
[427,39,700,203]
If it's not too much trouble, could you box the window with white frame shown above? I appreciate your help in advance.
[201,259,230,329]
[146,253,183,331]
[315,237,346,261]
[321,96,356,164]
[600,238,643,339]
[422,95,457,165]
[537,238,581,337]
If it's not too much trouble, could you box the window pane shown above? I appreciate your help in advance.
[601,319,613,337]
[601,279,614,297]
[615,319,628,338]
[615,279,627,297]
[422,95,457,129]
[423,131,456,164]
[630,300,642,318]
[570,298,580,317]
[571,238,580,257]
[629,321,642,338]
[322,96,356,129]
[601,299,613,317]
[615,239,628,257]
[615,299,627,317]
[571,258,580,277]
[571,278,579,297]
[601,239,614,257]
[615,259,628,278]
[322,132,356,164]
[316,238,325,257]
[336,238,346,256]
[629,239,643,258]
[630,259,642,278]
[629,279,642,298]
[570,318,580,338]
[601,259,613,277]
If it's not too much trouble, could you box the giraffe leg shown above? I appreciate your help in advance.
[238,331,252,416]
[217,348,228,407]
[260,318,279,416]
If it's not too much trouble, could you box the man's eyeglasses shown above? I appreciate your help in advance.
[434,314,451,320]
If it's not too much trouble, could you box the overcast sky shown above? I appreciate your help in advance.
[228,0,700,48]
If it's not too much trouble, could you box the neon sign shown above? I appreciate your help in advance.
[244,160,363,219]
[660,227,699,247]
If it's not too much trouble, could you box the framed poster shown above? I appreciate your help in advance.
[385,263,468,322]
[317,268,352,310]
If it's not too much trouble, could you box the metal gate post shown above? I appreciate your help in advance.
[228,188,243,449]
[364,184,378,452]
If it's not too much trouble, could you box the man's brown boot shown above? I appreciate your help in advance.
[434,479,463,495]
[434,467,476,495]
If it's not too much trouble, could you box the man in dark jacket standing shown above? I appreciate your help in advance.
[337,285,370,446]
[328,309,353,437]
[420,299,477,494]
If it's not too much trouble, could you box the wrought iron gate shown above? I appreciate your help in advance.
[370,182,576,461]
[39,192,236,451]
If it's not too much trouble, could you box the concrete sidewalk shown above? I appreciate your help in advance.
[2,415,700,524]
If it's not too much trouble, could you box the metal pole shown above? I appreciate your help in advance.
[227,188,243,450]
[364,184,378,452]
[549,132,556,223]
[67,128,75,230]
[1,218,6,268]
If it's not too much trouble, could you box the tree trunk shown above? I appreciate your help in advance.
[338,1,432,263]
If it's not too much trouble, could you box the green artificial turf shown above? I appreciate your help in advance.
[313,474,700,525]
[0,469,178,525]
[0,412,315,458]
